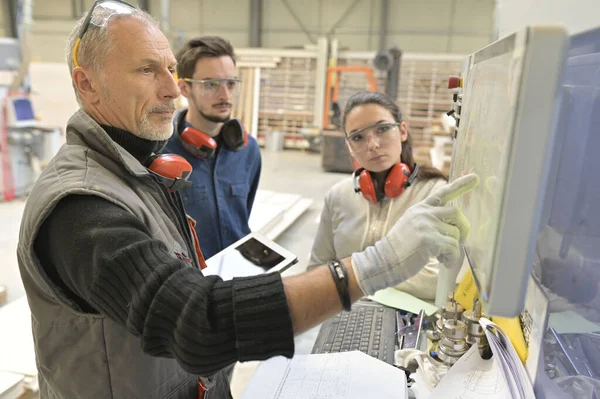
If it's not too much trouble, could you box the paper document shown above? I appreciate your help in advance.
[241,351,407,399]
[431,319,535,399]
[430,346,510,399]
[369,288,438,316]
[479,318,535,399]
[0,298,37,377]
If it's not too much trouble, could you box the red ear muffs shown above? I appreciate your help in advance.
[146,153,193,192]
[175,110,248,159]
[384,163,411,198]
[353,163,419,204]
[178,127,218,159]
[353,168,379,204]
[221,118,248,151]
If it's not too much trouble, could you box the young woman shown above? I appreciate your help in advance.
[309,91,448,300]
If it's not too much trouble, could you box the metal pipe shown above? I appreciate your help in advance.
[446,0,457,52]
[5,0,19,38]
[379,0,389,50]
[27,25,490,37]
[139,0,150,12]
[280,0,316,44]
[71,0,79,18]
[327,0,362,35]
[367,0,375,50]
[160,0,170,39]
[249,0,262,47]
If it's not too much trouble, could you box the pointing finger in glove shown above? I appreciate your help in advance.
[423,173,479,207]
[429,206,471,243]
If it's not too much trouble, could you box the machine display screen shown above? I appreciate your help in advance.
[450,33,525,301]
[12,98,36,122]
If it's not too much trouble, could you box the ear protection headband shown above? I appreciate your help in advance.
[353,163,419,204]
[146,153,193,192]
[175,111,248,160]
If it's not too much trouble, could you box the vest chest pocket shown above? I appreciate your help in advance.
[229,182,249,198]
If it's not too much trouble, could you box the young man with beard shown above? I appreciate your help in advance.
[163,36,261,259]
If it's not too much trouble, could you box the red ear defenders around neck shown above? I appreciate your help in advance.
[176,111,248,160]
[353,163,419,204]
[146,153,193,192]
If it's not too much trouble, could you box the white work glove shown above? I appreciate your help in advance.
[351,173,479,296]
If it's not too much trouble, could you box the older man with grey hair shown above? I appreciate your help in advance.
[17,1,478,398]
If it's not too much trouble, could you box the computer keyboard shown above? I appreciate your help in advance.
[311,300,397,364]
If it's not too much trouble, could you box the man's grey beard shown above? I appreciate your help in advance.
[102,83,174,141]
[136,103,177,141]
[137,115,173,141]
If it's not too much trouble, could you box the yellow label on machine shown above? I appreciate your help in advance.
[491,316,529,363]
[453,268,528,364]
[454,268,479,310]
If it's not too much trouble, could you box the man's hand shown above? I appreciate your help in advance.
[351,174,479,295]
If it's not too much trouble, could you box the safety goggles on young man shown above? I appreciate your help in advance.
[346,122,401,153]
[183,78,242,98]
[72,0,136,67]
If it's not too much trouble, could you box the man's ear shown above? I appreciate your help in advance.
[72,67,102,104]
[178,79,190,98]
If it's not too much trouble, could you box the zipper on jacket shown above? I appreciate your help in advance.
[364,201,388,249]
[211,149,224,250]
[171,190,201,268]
[149,175,200,270]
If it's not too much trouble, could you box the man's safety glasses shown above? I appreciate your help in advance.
[72,0,135,67]
[183,78,243,98]
[346,122,400,153]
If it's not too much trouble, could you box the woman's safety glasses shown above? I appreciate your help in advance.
[346,122,400,153]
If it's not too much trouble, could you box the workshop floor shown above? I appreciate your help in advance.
[0,148,349,398]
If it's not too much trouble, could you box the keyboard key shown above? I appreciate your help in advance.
[312,303,396,365]
[326,327,338,344]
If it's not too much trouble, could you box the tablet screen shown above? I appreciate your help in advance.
[203,236,294,280]
[235,237,286,269]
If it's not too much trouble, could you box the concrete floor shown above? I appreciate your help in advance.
[0,148,349,398]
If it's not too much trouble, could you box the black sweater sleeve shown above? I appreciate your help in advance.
[34,194,294,376]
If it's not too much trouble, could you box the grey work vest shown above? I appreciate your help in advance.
[17,110,205,398]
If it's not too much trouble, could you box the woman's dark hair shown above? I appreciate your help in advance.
[342,91,447,181]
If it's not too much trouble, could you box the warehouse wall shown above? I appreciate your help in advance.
[18,0,494,63]
[494,0,600,38]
